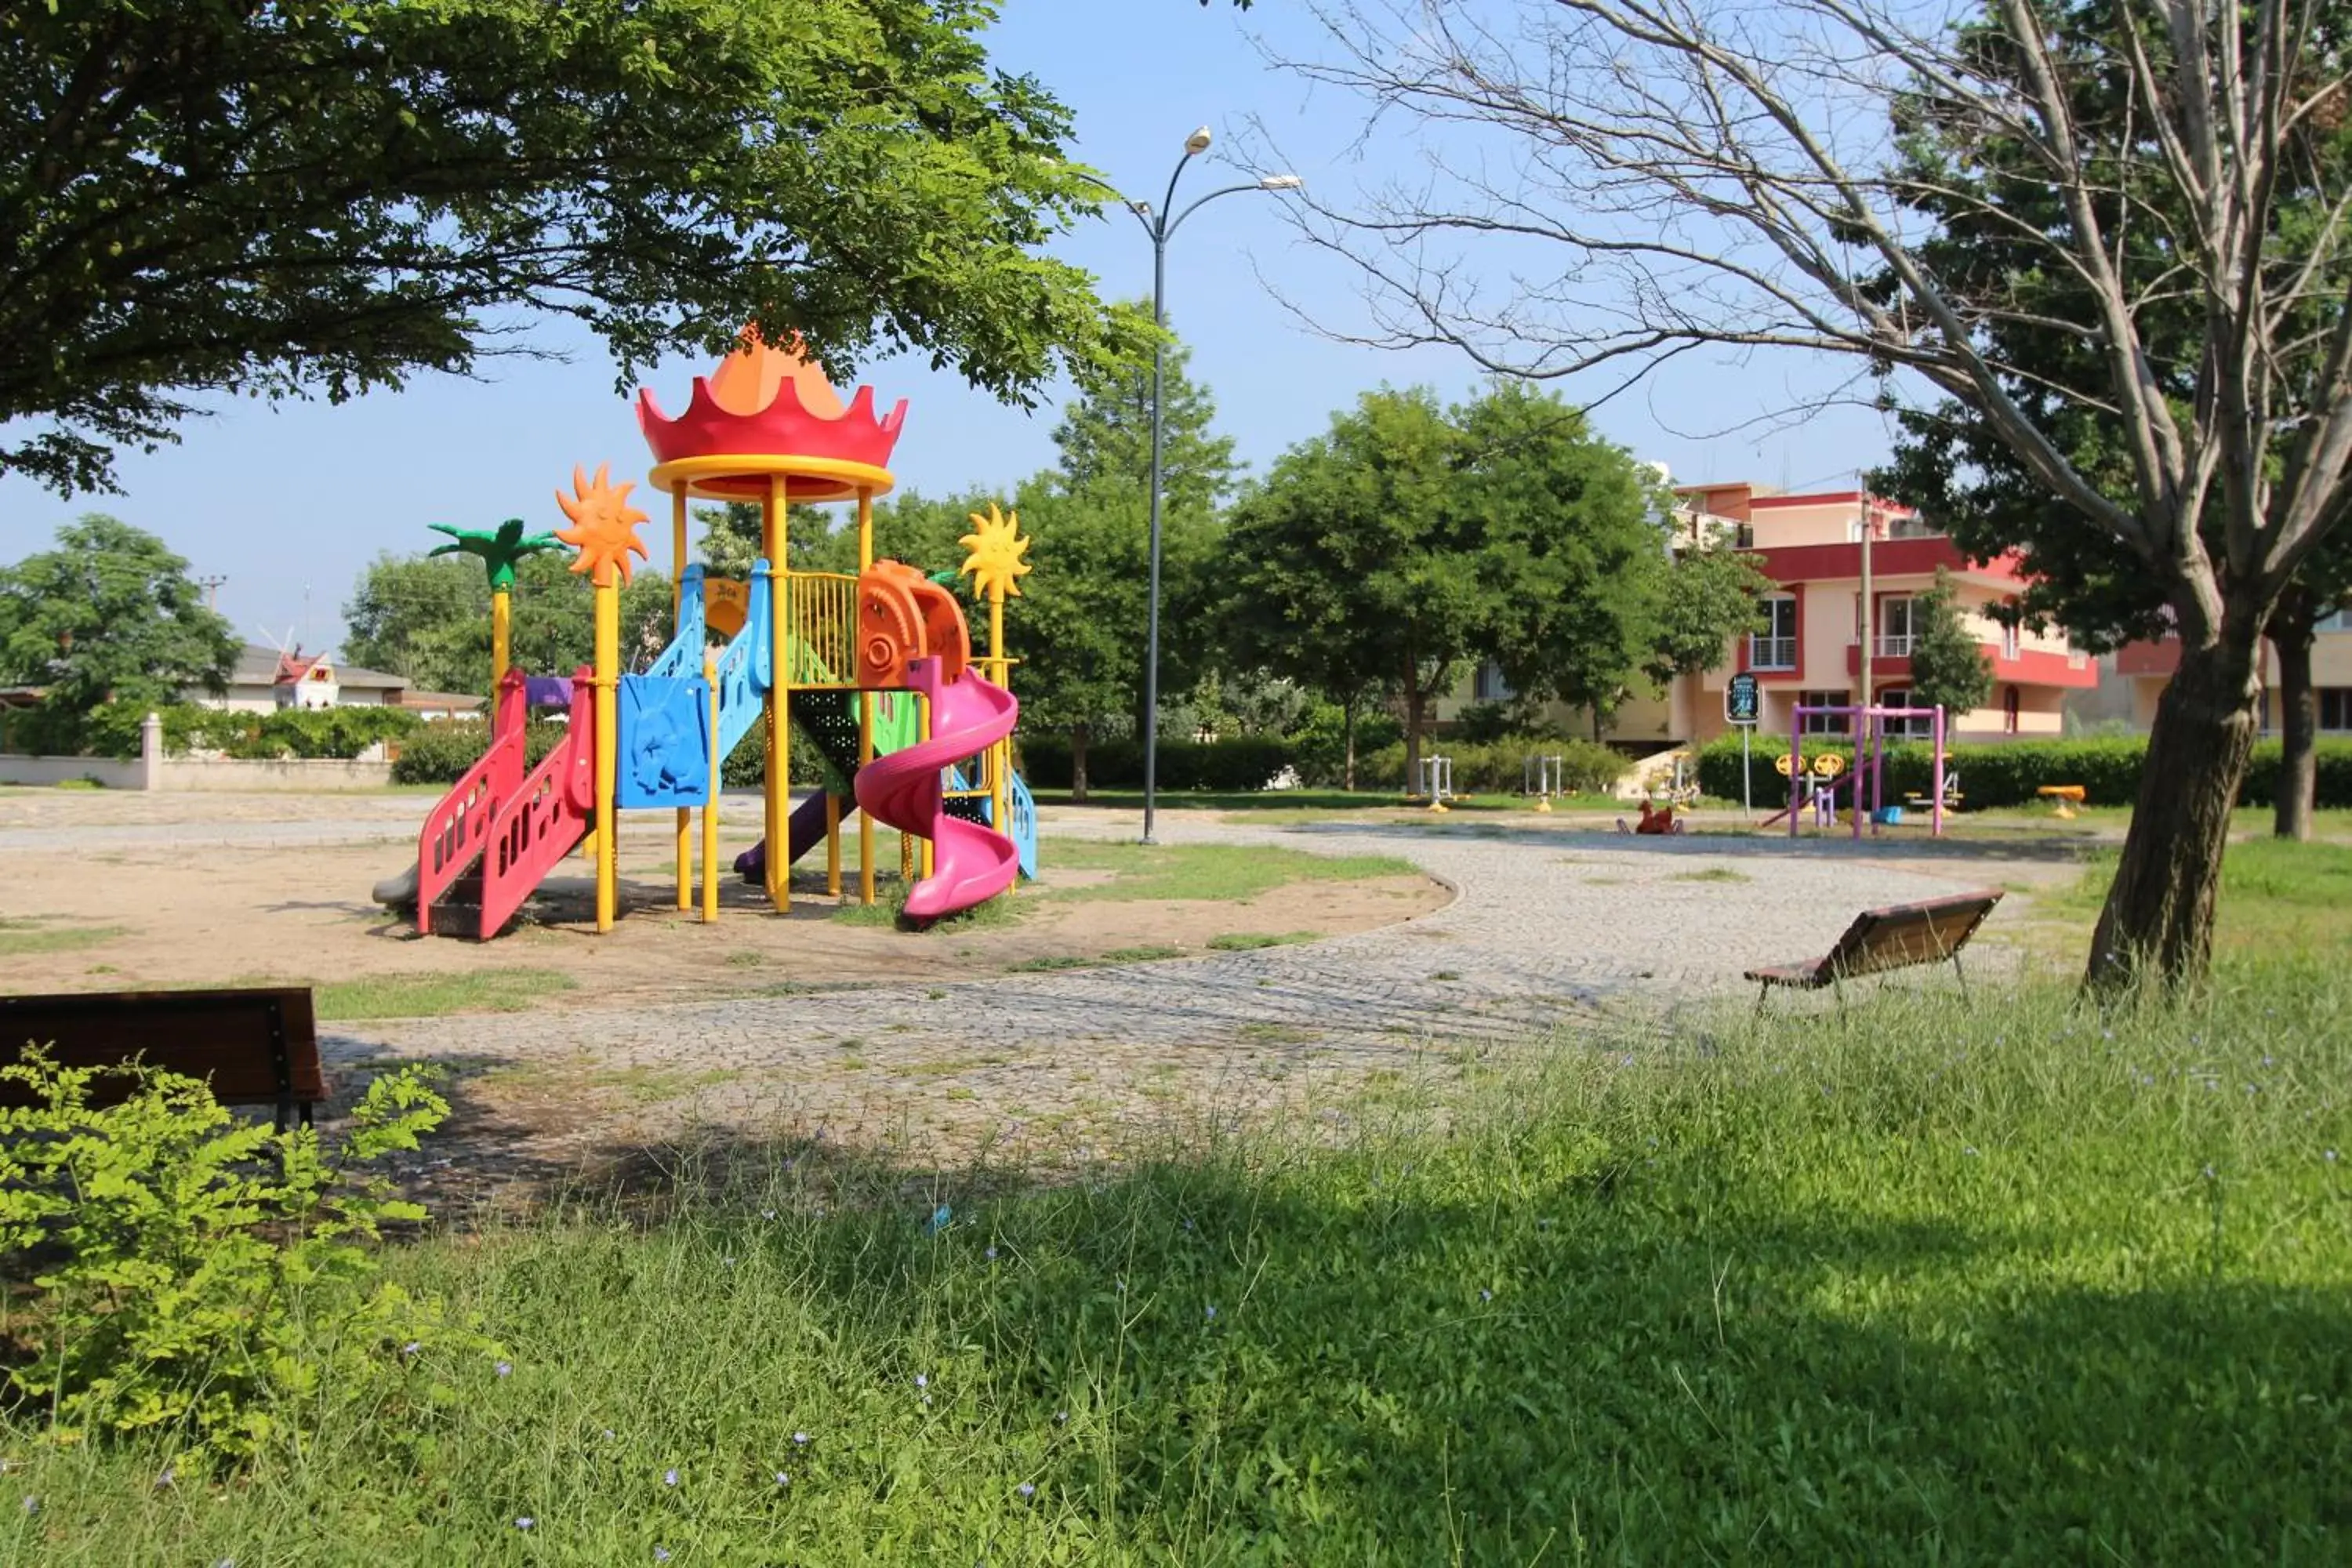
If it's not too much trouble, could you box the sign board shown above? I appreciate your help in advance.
[1726,672,1761,727]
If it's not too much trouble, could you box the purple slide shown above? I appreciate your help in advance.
[731,791,853,884]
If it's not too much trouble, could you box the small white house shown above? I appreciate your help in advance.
[206,644,408,713]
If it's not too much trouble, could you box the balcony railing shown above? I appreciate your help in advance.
[1875,633,1914,657]
[1749,634,1797,670]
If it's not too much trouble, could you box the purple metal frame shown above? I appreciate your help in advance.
[1786,704,1947,839]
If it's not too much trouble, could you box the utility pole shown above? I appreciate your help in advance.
[194,574,227,611]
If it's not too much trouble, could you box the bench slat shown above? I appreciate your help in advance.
[0,988,325,1111]
[1748,891,2002,994]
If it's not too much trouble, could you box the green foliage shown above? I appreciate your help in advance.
[1019,734,1298,793]
[1047,305,1241,516]
[1646,532,1774,684]
[0,515,237,744]
[1285,699,1402,786]
[0,1054,470,1463]
[1363,735,1628,794]
[2,0,1145,495]
[387,718,572,785]
[46,702,423,761]
[1695,733,2352,811]
[342,550,672,697]
[1904,567,1996,719]
[5,970,2346,1557]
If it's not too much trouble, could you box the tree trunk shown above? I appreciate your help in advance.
[2269,620,2317,841]
[1341,692,1359,793]
[1069,724,1090,805]
[1401,660,1425,796]
[2086,630,2262,989]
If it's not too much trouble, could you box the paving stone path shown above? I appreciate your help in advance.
[324,808,2027,1176]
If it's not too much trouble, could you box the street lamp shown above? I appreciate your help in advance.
[1091,126,1301,844]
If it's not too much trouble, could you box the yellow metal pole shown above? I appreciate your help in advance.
[593,572,619,933]
[989,587,1009,855]
[491,587,512,691]
[826,791,842,897]
[762,476,785,911]
[702,654,720,923]
[857,486,876,906]
[671,487,688,620]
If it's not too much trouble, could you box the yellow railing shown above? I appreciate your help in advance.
[783,571,858,688]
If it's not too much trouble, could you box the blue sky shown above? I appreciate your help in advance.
[0,1,1900,654]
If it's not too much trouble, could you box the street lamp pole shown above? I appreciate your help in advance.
[1095,127,1298,845]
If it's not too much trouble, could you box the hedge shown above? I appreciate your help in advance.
[1362,737,1628,796]
[19,702,425,761]
[388,719,571,785]
[1694,733,2352,811]
[1018,735,1298,793]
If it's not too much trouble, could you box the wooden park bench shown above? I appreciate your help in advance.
[0,986,328,1129]
[1744,890,2003,1011]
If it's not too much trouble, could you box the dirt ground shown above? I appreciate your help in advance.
[0,793,1446,1009]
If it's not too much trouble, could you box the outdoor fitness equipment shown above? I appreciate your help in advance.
[1418,755,1455,812]
[1524,753,1564,812]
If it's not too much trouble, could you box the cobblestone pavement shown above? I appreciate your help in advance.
[316,806,2048,1179]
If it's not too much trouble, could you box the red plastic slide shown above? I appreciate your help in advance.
[852,655,1018,921]
[415,672,529,935]
[474,669,597,939]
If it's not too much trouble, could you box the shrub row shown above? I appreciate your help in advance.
[34,702,426,761]
[1014,730,1633,796]
[1017,735,1300,793]
[1363,736,1628,796]
[1694,732,2352,810]
[387,719,571,784]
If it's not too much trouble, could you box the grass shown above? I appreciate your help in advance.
[0,918,125,958]
[1205,931,1319,952]
[2043,835,2352,957]
[1004,945,1187,974]
[303,968,578,1022]
[12,964,2347,1562]
[1036,838,1418,903]
[1667,866,1750,884]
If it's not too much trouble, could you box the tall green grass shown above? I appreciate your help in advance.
[9,964,2347,1563]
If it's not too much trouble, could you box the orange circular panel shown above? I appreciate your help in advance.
[647,454,896,504]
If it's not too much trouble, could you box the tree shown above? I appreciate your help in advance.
[0,514,236,746]
[1269,0,2352,988]
[1049,307,1242,516]
[1455,383,1681,740]
[1647,535,1776,690]
[1224,387,1472,786]
[341,550,670,696]
[1905,568,1998,722]
[2,0,1145,495]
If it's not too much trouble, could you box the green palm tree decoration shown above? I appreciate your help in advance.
[427,517,563,593]
[427,518,563,689]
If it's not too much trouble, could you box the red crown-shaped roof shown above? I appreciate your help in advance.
[637,332,908,472]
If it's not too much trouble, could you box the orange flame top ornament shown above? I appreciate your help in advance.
[635,329,906,502]
[554,463,652,586]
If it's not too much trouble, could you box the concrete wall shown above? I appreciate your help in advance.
[1,713,392,791]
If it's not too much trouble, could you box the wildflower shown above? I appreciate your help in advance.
[1018,1482,1037,1499]
[1054,1410,1068,1425]
[661,1467,679,1487]
[603,1428,617,1442]
[927,1203,953,1234]
[724,1256,735,1269]
[761,1209,777,1221]
[2326,1149,2339,1163]
[775,1471,791,1486]
[655,1550,672,1563]
[916,1374,928,1389]
[985,1247,999,1261]
[793,1432,810,1446]
[2203,1164,2217,1181]
[496,1361,513,1378]
[22,1497,35,1516]
[515,1517,535,1530]
[154,1465,175,1490]
[402,1341,423,1357]
[1962,1146,1980,1158]
[1204,1305,1218,1320]
[1479,1288,1493,1302]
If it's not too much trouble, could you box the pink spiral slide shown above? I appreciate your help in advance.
[851,655,1020,920]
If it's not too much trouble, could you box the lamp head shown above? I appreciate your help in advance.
[1259,174,1304,191]
[1184,125,1213,155]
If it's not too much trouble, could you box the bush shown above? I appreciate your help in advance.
[1693,732,2352,810]
[49,702,424,761]
[1287,702,1404,787]
[0,1052,482,1463]
[387,718,571,785]
[1364,735,1629,795]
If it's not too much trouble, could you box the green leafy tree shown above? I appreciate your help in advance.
[1048,307,1242,516]
[1457,383,1676,740]
[0,514,236,749]
[1646,532,1774,688]
[1224,387,1468,786]
[342,550,670,696]
[2,0,1145,495]
[1903,568,1997,722]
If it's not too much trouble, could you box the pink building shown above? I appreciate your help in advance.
[1673,483,2096,742]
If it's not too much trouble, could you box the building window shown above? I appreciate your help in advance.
[1878,688,1933,739]
[1751,596,1797,670]
[2002,612,2020,661]
[1472,659,1515,703]
[2321,688,2352,733]
[1798,689,1850,735]
[2005,684,2020,733]
[1875,595,1916,657]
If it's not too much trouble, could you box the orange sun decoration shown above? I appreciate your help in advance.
[554,463,652,586]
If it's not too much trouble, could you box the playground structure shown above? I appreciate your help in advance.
[1416,755,1455,812]
[1523,753,1563,812]
[1773,703,1950,839]
[401,334,1038,939]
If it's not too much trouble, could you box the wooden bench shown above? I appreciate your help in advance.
[0,987,328,1129]
[1744,890,2003,1011]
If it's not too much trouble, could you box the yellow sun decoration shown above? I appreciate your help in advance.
[554,462,652,586]
[958,503,1032,602]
